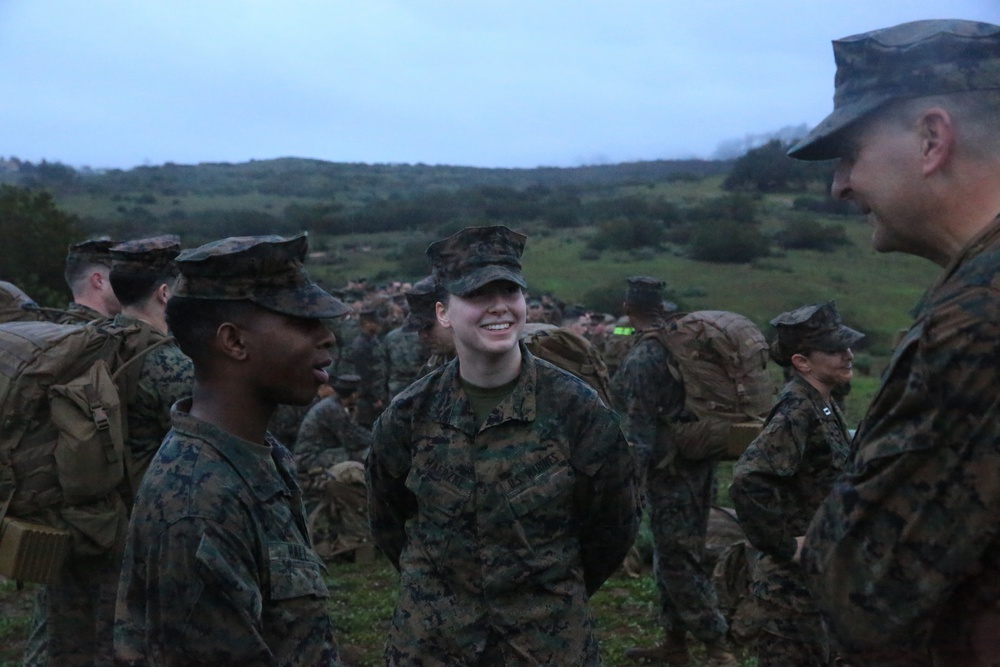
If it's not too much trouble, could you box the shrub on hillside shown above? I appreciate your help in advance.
[688,220,770,263]
[776,218,851,252]
[586,217,665,251]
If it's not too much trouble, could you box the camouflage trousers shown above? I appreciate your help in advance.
[646,456,728,644]
[23,553,119,667]
[755,630,830,667]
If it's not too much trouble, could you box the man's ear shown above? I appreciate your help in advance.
[918,107,956,176]
[215,322,249,361]
[90,270,107,291]
[155,282,171,307]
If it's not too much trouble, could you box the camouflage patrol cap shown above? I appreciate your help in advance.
[110,235,181,274]
[173,233,350,319]
[789,19,1000,160]
[330,373,361,393]
[404,275,444,332]
[66,238,117,268]
[770,301,864,360]
[624,276,666,310]
[426,225,527,297]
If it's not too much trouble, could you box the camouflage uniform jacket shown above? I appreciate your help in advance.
[610,332,685,472]
[346,330,388,426]
[367,345,640,665]
[730,376,849,636]
[115,400,340,666]
[57,301,106,324]
[382,326,425,399]
[296,396,372,486]
[803,219,1000,666]
[111,314,194,494]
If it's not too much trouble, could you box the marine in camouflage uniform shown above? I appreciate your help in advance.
[268,400,318,452]
[106,236,194,493]
[730,302,862,667]
[790,20,1000,666]
[23,237,189,667]
[367,226,639,666]
[382,323,425,399]
[613,277,737,667]
[57,238,121,324]
[295,374,372,509]
[115,234,347,665]
[346,308,388,428]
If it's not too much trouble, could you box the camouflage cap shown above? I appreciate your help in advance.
[66,237,117,268]
[624,276,666,310]
[789,19,1000,160]
[110,235,182,274]
[426,225,527,297]
[770,301,864,355]
[330,373,361,393]
[173,233,350,319]
[403,275,443,332]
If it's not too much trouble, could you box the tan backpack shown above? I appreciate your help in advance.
[643,311,774,463]
[520,323,615,408]
[0,319,169,582]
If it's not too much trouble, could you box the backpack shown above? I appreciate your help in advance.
[643,311,774,463]
[0,319,169,579]
[520,323,615,409]
[711,537,763,645]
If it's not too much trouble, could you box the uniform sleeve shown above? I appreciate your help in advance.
[571,402,641,595]
[803,284,1000,659]
[116,517,275,666]
[295,401,346,470]
[730,397,810,562]
[366,403,417,570]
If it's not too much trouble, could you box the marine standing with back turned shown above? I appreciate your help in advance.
[789,19,1000,666]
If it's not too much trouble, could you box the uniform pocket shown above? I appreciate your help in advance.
[267,541,329,601]
[507,462,573,518]
[404,466,471,522]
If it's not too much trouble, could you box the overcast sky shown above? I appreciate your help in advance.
[1,1,997,170]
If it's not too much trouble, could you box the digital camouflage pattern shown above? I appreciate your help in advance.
[173,233,349,320]
[109,235,181,274]
[345,329,387,428]
[426,225,527,297]
[115,401,340,665]
[790,19,1000,160]
[110,314,193,495]
[56,301,107,324]
[295,394,373,508]
[804,219,1000,665]
[612,334,731,644]
[367,346,639,665]
[730,376,852,665]
[24,554,119,667]
[382,325,425,399]
[267,400,317,452]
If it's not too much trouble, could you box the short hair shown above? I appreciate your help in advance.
[110,265,180,308]
[166,296,259,366]
[879,89,1000,159]
[64,255,112,292]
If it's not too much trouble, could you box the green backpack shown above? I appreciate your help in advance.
[0,319,168,571]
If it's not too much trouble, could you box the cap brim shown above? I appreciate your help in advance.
[788,95,894,161]
[815,325,865,351]
[252,283,351,319]
[444,267,527,297]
